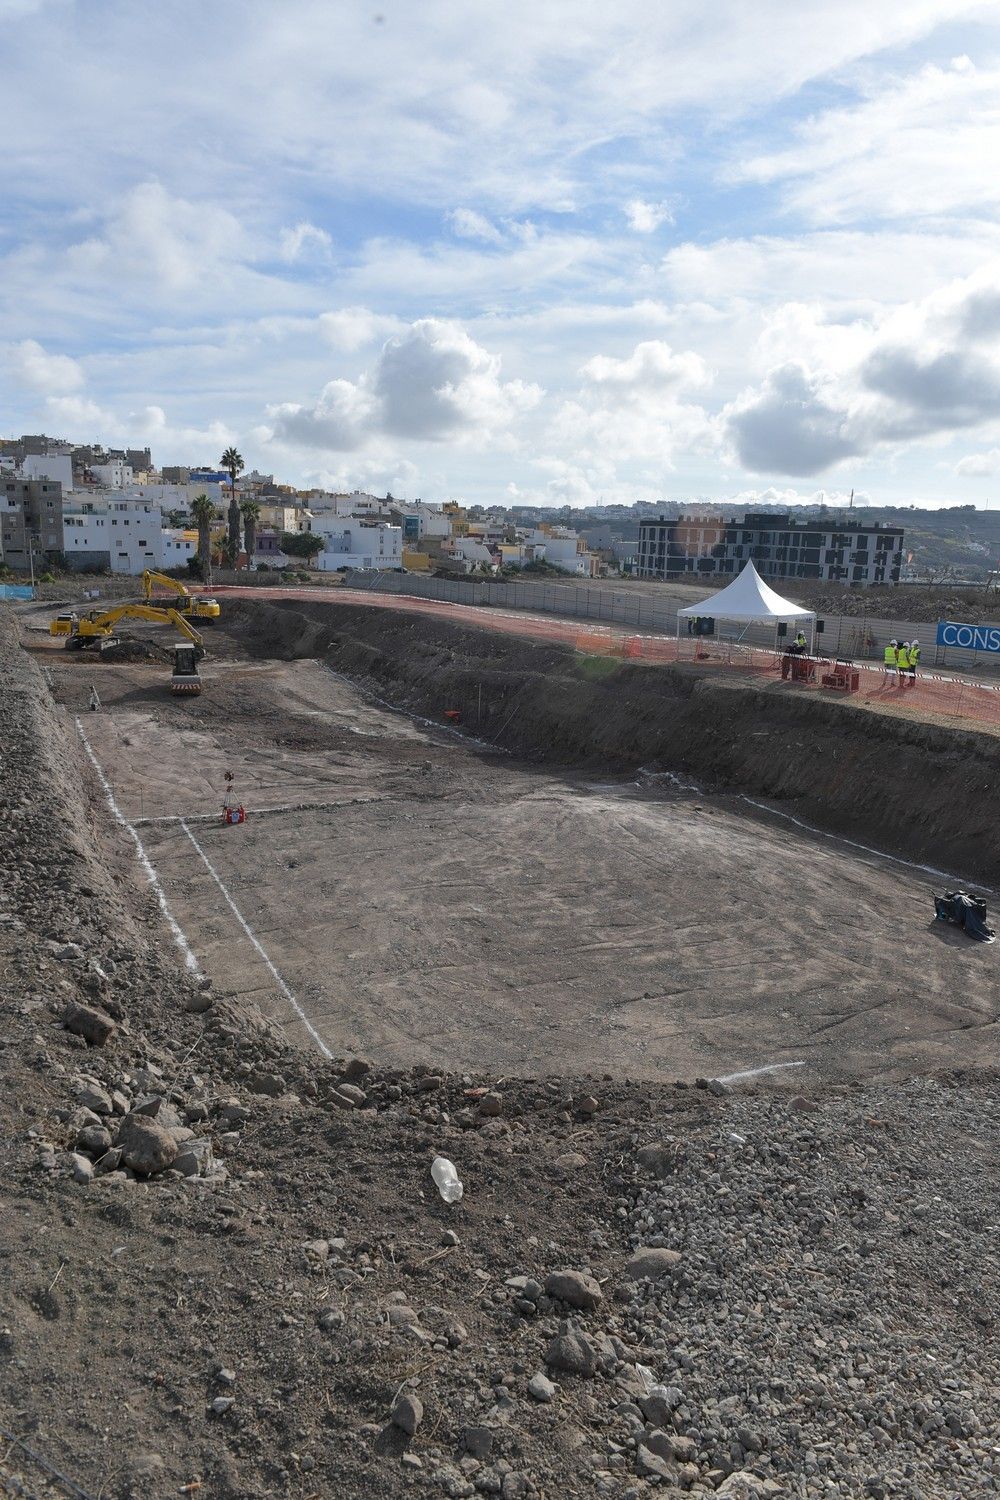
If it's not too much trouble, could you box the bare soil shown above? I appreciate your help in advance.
[3,601,999,1500]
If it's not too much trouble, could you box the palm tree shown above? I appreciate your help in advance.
[190,493,217,585]
[240,499,261,569]
[221,446,244,566]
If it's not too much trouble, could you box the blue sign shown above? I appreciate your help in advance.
[0,584,35,600]
[936,620,1000,653]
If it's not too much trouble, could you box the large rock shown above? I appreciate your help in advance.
[391,1391,423,1435]
[545,1327,598,1377]
[635,1141,682,1178]
[544,1269,603,1311]
[626,1246,682,1280]
[63,1002,116,1047]
[116,1113,178,1175]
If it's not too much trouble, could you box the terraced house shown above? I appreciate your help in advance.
[637,511,904,587]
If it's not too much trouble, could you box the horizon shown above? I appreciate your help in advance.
[3,2,1000,509]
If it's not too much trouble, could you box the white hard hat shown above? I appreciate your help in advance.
[912,638,919,645]
[890,638,897,645]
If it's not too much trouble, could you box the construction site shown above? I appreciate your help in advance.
[2,580,999,1500]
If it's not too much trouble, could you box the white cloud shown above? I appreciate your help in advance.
[375,319,542,439]
[624,198,673,233]
[318,308,401,351]
[265,318,542,453]
[724,262,1000,475]
[7,338,83,393]
[447,208,504,244]
[67,181,248,292]
[956,447,1000,476]
[581,340,709,395]
[735,58,1000,225]
[279,221,332,262]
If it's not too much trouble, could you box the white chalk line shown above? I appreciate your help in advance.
[178,817,332,1059]
[715,1061,806,1085]
[75,718,202,976]
[739,794,992,894]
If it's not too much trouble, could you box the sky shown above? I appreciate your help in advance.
[3,0,1000,508]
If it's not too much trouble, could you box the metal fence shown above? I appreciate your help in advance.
[342,571,1000,676]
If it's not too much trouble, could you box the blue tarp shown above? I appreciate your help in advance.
[0,584,34,600]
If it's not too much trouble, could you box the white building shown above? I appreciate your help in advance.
[62,495,163,573]
[523,527,599,576]
[443,536,495,572]
[161,528,198,567]
[309,517,403,571]
[124,481,224,513]
[307,490,387,519]
[89,460,134,489]
[21,452,74,492]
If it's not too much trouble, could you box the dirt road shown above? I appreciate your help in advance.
[30,617,998,1084]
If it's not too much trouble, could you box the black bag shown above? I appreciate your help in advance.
[934,890,995,943]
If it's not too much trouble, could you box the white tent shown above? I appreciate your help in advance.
[677,561,816,649]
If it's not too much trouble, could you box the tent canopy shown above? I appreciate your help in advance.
[677,560,815,623]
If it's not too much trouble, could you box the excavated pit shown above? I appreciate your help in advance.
[23,593,999,1085]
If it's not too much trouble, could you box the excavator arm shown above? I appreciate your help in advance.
[52,603,204,657]
[142,568,219,620]
[142,569,190,603]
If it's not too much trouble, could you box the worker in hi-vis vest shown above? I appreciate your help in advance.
[883,639,898,680]
[794,630,807,653]
[909,640,921,680]
[897,642,911,682]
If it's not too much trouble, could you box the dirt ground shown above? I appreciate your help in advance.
[5,604,1000,1500]
[24,610,999,1085]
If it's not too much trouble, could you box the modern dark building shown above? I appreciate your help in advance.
[636,511,904,587]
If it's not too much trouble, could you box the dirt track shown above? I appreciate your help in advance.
[27,608,999,1084]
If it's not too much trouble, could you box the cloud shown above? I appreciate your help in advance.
[266,318,542,453]
[725,363,866,476]
[624,199,673,233]
[279,222,332,262]
[374,319,542,440]
[447,209,504,244]
[67,181,249,292]
[735,58,1000,225]
[7,338,83,393]
[724,263,1000,475]
[581,340,709,395]
[266,379,376,451]
[318,308,401,351]
[956,447,1000,477]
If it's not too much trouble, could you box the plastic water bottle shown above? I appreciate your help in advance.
[431,1156,463,1204]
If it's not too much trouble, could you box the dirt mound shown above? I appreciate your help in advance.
[221,596,1000,884]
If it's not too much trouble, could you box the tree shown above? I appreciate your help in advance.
[279,530,324,562]
[190,493,217,585]
[240,499,261,568]
[221,446,244,566]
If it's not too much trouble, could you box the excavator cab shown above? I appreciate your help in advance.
[170,641,202,696]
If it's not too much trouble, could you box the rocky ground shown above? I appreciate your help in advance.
[2,608,999,1500]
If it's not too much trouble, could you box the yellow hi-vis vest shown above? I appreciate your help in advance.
[884,645,897,666]
[897,645,911,670]
[910,645,921,666]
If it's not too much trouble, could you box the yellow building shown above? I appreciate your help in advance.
[402,547,432,572]
[442,501,469,536]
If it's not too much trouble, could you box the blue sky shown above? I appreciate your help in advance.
[2,0,1000,507]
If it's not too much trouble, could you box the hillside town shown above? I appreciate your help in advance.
[0,430,931,588]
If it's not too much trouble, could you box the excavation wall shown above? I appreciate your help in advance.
[224,596,1000,885]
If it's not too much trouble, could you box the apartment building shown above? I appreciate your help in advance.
[0,478,65,568]
[61,495,163,572]
[636,511,904,587]
[309,517,403,571]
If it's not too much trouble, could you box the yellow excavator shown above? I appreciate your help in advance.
[141,569,220,621]
[50,604,205,695]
